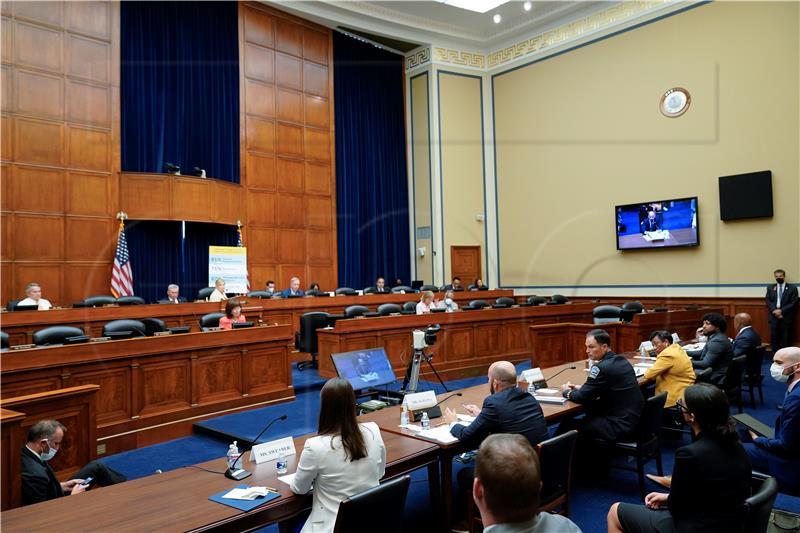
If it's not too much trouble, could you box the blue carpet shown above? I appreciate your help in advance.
[99,358,798,532]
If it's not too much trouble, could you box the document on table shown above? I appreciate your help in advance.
[278,473,296,485]
[223,486,273,500]
[456,414,476,424]
[417,423,465,444]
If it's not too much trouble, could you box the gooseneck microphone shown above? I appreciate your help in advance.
[225,414,288,480]
[545,366,577,384]
[412,392,463,422]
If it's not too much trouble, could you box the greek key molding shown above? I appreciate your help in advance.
[406,47,432,70]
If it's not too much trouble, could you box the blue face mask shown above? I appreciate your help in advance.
[39,441,57,462]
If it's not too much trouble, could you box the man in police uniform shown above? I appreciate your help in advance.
[558,329,644,442]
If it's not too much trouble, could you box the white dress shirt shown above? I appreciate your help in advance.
[208,288,227,302]
[18,297,52,310]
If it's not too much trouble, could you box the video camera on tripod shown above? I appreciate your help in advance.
[403,324,446,394]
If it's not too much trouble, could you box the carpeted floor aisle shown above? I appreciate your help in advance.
[99,358,800,533]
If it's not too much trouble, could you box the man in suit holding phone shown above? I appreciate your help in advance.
[766,269,798,352]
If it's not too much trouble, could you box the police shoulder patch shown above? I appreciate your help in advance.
[589,365,601,379]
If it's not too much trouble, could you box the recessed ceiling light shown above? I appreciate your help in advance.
[439,0,508,14]
[523,1,532,11]
[493,13,502,23]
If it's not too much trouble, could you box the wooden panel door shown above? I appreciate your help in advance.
[451,245,481,284]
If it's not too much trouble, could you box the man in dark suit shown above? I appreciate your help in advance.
[374,277,390,293]
[766,269,798,352]
[691,312,734,386]
[640,210,660,233]
[279,276,305,298]
[21,419,126,506]
[742,346,800,496]
[159,283,186,304]
[733,312,762,357]
[559,329,644,442]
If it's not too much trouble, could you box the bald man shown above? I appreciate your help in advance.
[733,312,762,358]
[742,347,800,495]
[443,361,548,448]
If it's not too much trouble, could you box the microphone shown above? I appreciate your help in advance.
[225,414,287,481]
[411,392,463,422]
[545,366,577,385]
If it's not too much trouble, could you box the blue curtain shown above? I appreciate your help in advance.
[333,32,411,289]
[120,1,240,183]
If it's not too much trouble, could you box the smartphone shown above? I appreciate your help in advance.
[79,477,94,486]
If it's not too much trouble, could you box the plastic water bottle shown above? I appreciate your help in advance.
[276,456,288,475]
[400,405,409,427]
[420,411,430,430]
[640,345,648,358]
[227,441,239,470]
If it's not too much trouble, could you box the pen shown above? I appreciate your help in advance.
[264,486,279,493]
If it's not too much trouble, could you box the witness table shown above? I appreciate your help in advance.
[0,431,440,532]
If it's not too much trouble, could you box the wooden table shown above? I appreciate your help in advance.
[0,326,294,455]
[317,303,596,381]
[0,431,441,533]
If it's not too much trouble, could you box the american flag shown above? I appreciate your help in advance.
[111,221,134,297]
[237,225,250,292]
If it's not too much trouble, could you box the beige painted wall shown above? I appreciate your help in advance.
[493,1,799,295]
[439,71,486,282]
[410,71,434,282]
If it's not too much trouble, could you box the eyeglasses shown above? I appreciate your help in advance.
[675,399,690,413]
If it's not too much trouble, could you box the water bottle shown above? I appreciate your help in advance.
[227,441,239,470]
[276,456,288,475]
[400,406,409,427]
[640,345,648,358]
[420,411,430,431]
[527,380,536,395]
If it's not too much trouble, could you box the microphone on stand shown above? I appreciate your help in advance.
[225,414,288,481]
[412,392,463,422]
[545,366,577,386]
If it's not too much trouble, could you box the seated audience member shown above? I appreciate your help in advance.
[162,284,185,304]
[416,290,436,314]
[218,299,246,330]
[265,280,276,296]
[640,210,660,233]
[608,384,751,533]
[22,419,126,506]
[392,278,403,288]
[733,312,762,357]
[474,434,581,533]
[641,330,695,408]
[374,277,390,293]
[690,312,734,385]
[280,277,305,298]
[208,278,228,302]
[18,282,52,310]
[290,378,385,532]
[559,329,644,442]
[437,289,459,312]
[741,346,800,495]
[451,276,464,291]
[308,282,321,291]
[472,278,488,291]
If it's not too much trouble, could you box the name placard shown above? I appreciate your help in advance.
[249,436,296,464]
[402,390,437,411]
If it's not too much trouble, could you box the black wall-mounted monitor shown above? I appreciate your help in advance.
[718,170,773,221]
[615,197,699,250]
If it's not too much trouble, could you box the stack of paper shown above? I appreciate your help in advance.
[534,394,567,405]
[223,487,273,500]
[417,424,463,444]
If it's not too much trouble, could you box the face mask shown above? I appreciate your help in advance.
[39,443,57,462]
[771,362,797,383]
[445,298,453,306]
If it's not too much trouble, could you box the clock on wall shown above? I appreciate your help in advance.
[659,87,691,117]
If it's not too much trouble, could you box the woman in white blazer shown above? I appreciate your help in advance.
[208,278,228,302]
[290,378,386,532]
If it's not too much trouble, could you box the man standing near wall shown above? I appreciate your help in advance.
[766,269,798,352]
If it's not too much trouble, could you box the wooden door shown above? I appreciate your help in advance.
[450,246,481,284]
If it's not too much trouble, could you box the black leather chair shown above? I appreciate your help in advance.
[605,392,667,500]
[363,286,378,294]
[468,299,489,309]
[6,299,21,311]
[115,296,145,305]
[332,475,411,533]
[1,331,9,350]
[548,294,569,305]
[200,312,225,331]
[377,303,401,316]
[307,289,328,297]
[694,367,713,383]
[140,317,167,336]
[335,287,357,296]
[420,284,439,292]
[743,472,778,533]
[593,305,623,324]
[401,301,417,314]
[197,287,214,301]
[296,312,330,371]
[620,301,645,321]
[391,285,413,293]
[723,355,747,414]
[344,305,369,318]
[743,345,766,408]
[538,429,579,516]
[247,291,272,298]
[83,295,116,307]
[495,297,515,307]
[102,319,147,339]
[527,295,547,306]
[32,326,85,346]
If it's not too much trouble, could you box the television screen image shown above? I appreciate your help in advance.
[615,197,699,250]
[331,347,396,391]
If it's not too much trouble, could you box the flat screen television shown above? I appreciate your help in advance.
[331,347,396,392]
[615,197,699,250]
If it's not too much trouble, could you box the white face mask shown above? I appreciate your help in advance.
[39,442,57,462]
[770,361,797,383]
[445,298,453,306]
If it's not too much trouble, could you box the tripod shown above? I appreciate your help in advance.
[401,348,450,394]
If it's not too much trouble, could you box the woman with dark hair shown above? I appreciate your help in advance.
[218,299,245,330]
[607,383,751,533]
[290,378,385,532]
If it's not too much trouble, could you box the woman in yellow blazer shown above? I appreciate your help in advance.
[642,330,696,407]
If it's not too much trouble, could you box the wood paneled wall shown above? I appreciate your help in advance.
[0,1,337,306]
[1,1,119,306]
[239,3,337,292]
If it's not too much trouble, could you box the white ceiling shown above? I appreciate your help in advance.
[269,1,614,52]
